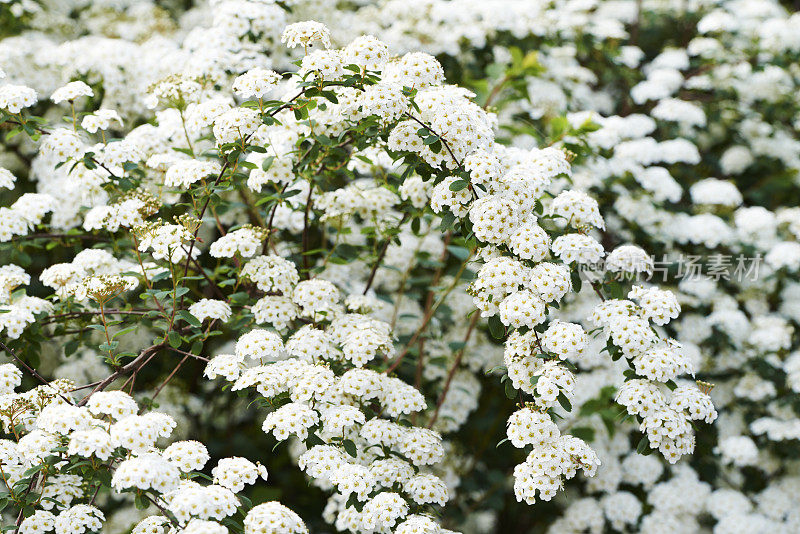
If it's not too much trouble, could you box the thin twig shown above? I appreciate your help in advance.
[263,183,289,253]
[41,309,155,325]
[363,215,409,295]
[428,312,480,428]
[385,248,473,374]
[301,183,314,277]
[77,342,167,406]
[181,247,227,299]
[404,113,463,169]
[0,341,48,386]
[165,346,209,362]
[12,233,108,242]
[483,74,511,109]
[151,355,189,401]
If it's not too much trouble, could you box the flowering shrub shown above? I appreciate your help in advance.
[0,0,797,532]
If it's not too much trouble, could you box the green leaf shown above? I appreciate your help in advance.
[178,310,202,327]
[345,492,365,512]
[570,269,582,293]
[571,426,595,442]
[112,326,138,339]
[174,287,190,298]
[151,270,171,283]
[446,245,470,260]
[305,433,324,447]
[488,315,505,340]
[549,116,569,139]
[261,156,276,171]
[504,380,516,399]
[229,292,250,305]
[578,118,601,133]
[342,439,358,458]
[410,217,421,235]
[607,280,625,299]
[238,494,253,510]
[168,331,182,348]
[623,369,637,380]
[64,339,79,356]
[98,342,119,352]
[321,91,339,103]
[448,180,468,192]
[557,392,572,412]
[439,211,457,232]
[335,243,359,261]
[134,493,149,510]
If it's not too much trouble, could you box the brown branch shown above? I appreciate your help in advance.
[483,74,511,109]
[363,215,409,295]
[363,238,391,295]
[41,309,156,325]
[12,233,109,242]
[143,494,178,526]
[0,341,72,406]
[404,113,463,169]
[428,312,480,428]
[13,473,38,531]
[180,247,226,300]
[151,355,189,401]
[177,89,309,304]
[77,342,167,406]
[165,346,209,362]
[263,183,289,254]
[301,183,314,277]
[385,239,473,374]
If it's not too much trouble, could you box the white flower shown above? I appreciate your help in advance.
[281,21,331,49]
[189,299,232,323]
[51,81,93,104]
[244,502,308,534]
[233,68,281,99]
[0,84,37,113]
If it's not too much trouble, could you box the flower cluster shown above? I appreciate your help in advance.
[6,0,795,530]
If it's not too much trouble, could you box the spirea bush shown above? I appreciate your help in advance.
[0,0,797,533]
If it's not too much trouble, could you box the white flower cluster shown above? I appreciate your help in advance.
[39,249,142,302]
[508,407,600,503]
[0,192,55,242]
[207,276,452,532]
[0,372,303,534]
[13,0,798,529]
[0,265,52,339]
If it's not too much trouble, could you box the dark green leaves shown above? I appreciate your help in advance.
[504,379,517,399]
[178,310,201,327]
[446,244,471,260]
[342,439,358,458]
[168,331,182,348]
[448,179,468,191]
[488,315,505,340]
[557,392,572,412]
[570,269,582,293]
[571,427,595,442]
